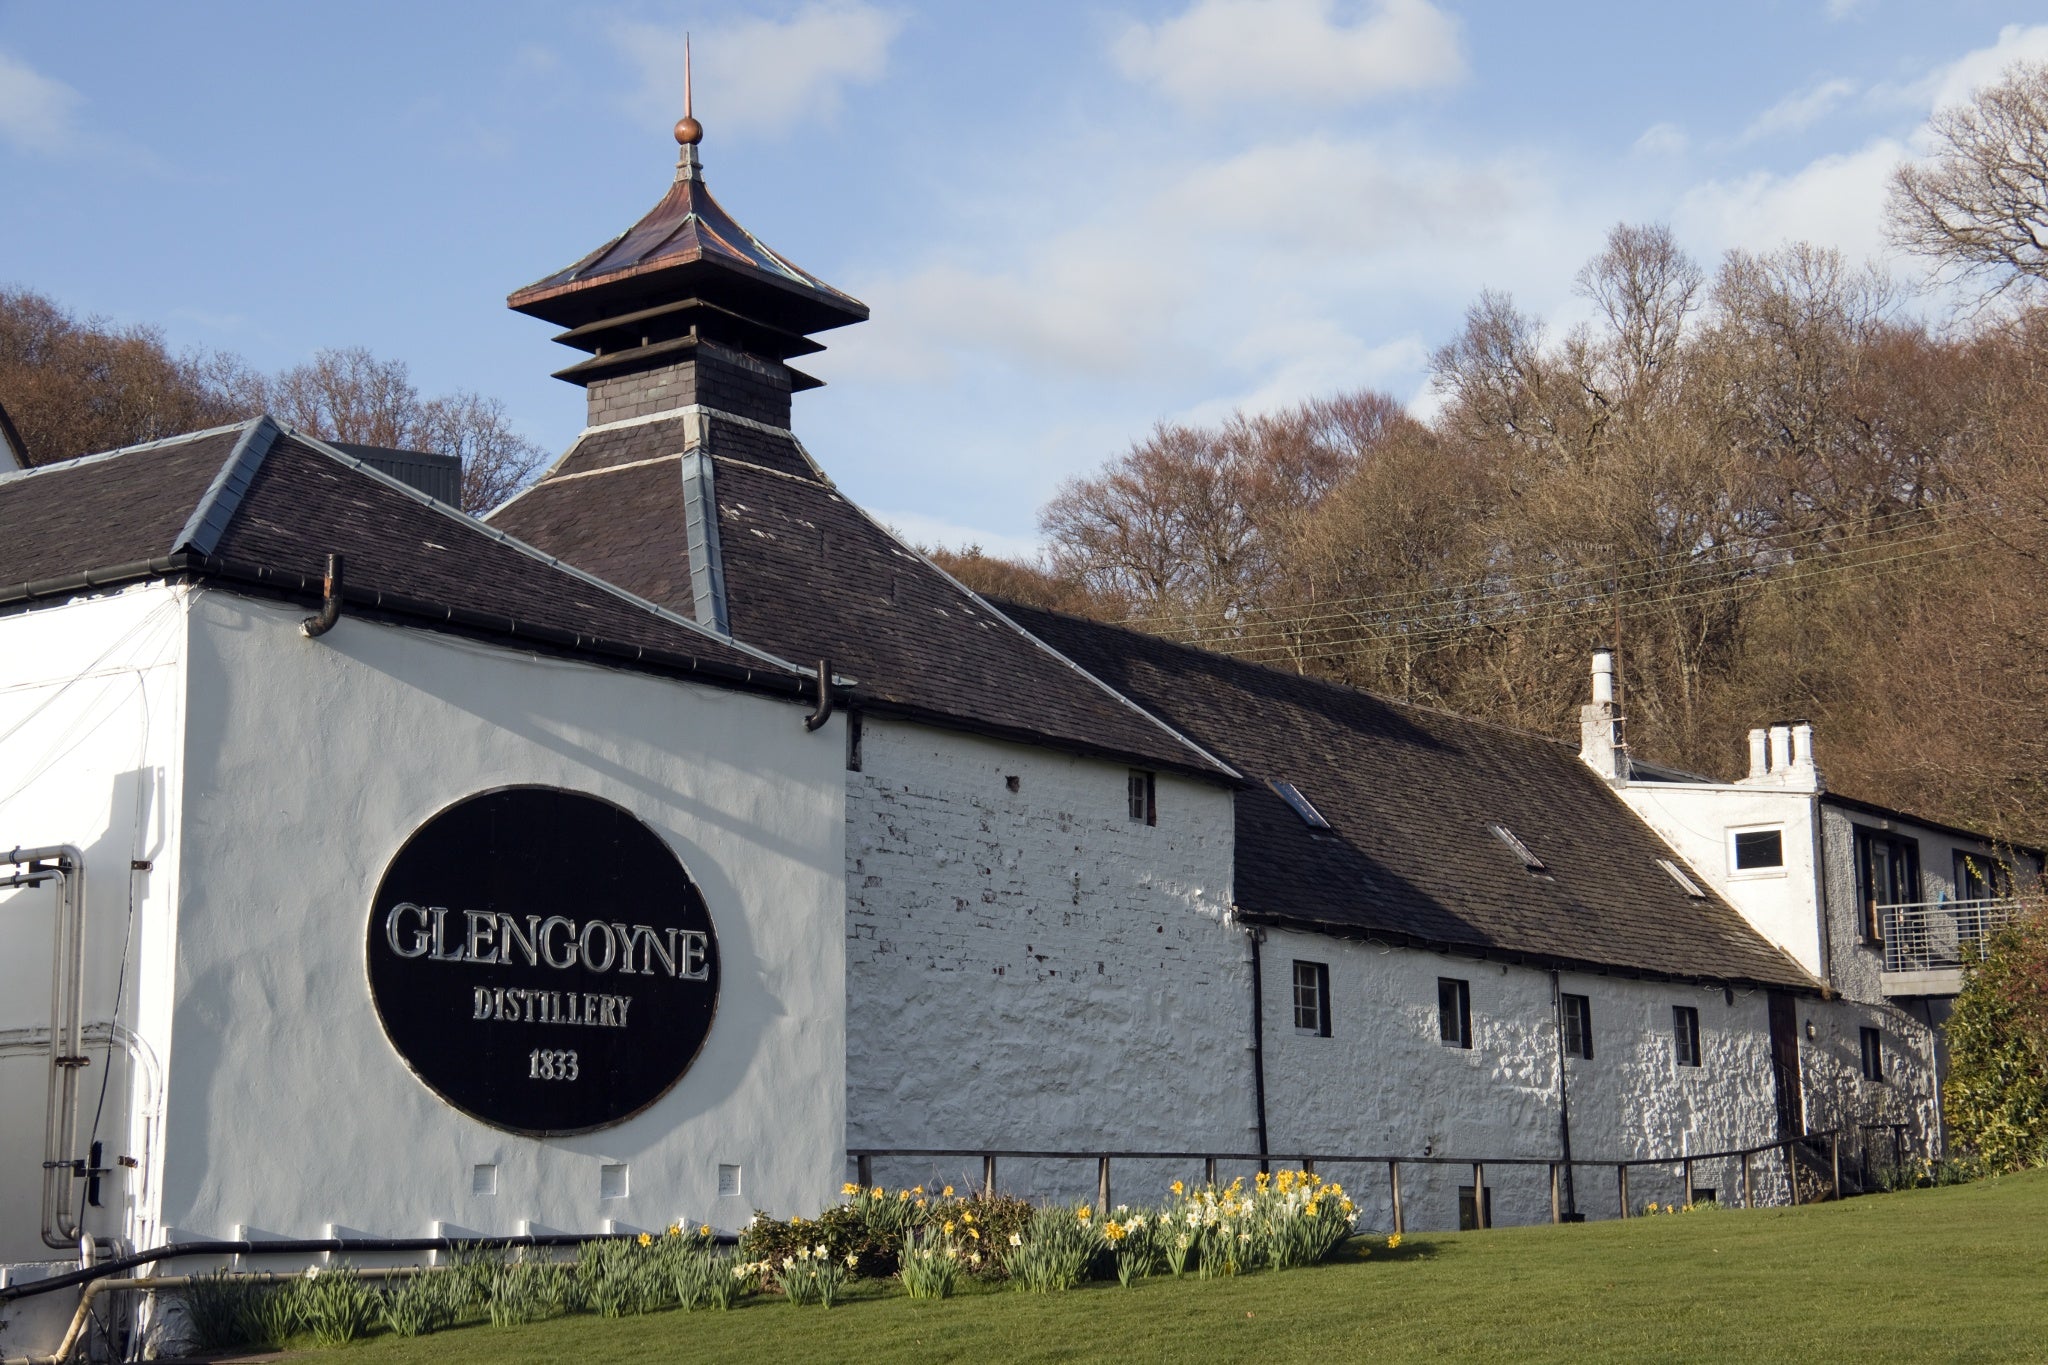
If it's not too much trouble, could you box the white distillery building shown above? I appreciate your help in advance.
[0,107,2016,1360]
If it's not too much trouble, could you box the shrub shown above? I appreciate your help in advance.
[709,1254,764,1309]
[1103,1211,1156,1287]
[1946,904,2048,1173]
[177,1272,256,1352]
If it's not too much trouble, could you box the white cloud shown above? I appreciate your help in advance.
[611,2,903,135]
[1825,0,1870,19]
[1113,0,1464,108]
[1873,23,2048,114]
[0,48,84,155]
[1675,139,1905,266]
[1740,77,1856,142]
[1633,122,1688,158]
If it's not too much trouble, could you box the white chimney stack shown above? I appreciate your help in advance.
[1768,723,1793,776]
[1579,649,1624,784]
[1746,728,1769,780]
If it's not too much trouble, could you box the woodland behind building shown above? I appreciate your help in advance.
[936,62,2048,850]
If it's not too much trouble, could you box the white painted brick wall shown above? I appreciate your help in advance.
[845,717,1245,1199]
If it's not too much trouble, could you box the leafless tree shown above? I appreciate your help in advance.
[1889,60,2048,303]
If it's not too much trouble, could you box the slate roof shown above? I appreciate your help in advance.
[488,441,1228,778]
[0,418,813,702]
[1000,600,1815,989]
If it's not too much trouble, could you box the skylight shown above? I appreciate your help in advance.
[1268,780,1332,830]
[1659,858,1707,898]
[1489,823,1546,872]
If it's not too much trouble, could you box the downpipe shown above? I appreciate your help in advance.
[2,846,87,1248]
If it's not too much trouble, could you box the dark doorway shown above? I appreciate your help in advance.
[1767,990,1803,1138]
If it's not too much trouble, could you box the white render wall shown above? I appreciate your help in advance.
[1259,930,1790,1227]
[1616,783,1825,976]
[157,590,847,1244]
[844,716,1244,1200]
[0,586,187,1267]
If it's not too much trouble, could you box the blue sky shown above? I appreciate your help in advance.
[3,1,2046,553]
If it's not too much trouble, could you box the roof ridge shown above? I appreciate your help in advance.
[996,596,1588,756]
[172,416,278,555]
[827,509,1238,780]
[283,426,811,680]
[0,419,257,487]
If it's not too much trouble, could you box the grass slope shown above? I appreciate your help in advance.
[286,1172,2048,1364]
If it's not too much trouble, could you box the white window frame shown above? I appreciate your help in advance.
[1727,824,1789,880]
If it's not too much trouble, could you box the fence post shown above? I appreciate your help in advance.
[1388,1161,1404,1235]
[1785,1142,1800,1205]
[1829,1133,1841,1199]
[1205,1156,1217,1187]
[1473,1163,1486,1229]
[1892,1125,1903,1176]
[1741,1152,1753,1209]
[983,1154,996,1199]
[1617,1165,1629,1218]
[1682,1158,1693,1206]
[856,1154,872,1189]
[1097,1156,1111,1213]
[1302,1158,1316,1177]
[1549,1163,1561,1224]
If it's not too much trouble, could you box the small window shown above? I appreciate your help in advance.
[1269,780,1331,830]
[1673,1005,1702,1068]
[1560,993,1593,1059]
[600,1163,629,1200]
[1457,1185,1493,1230]
[1658,858,1706,898]
[717,1163,742,1197]
[1292,960,1331,1036]
[1732,828,1785,871]
[1691,1187,1716,1205]
[1438,977,1472,1049]
[1128,770,1156,826]
[1859,1027,1885,1083]
[1489,823,1545,872]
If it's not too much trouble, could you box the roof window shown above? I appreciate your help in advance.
[1269,780,1332,830]
[1489,823,1545,872]
[1659,858,1707,898]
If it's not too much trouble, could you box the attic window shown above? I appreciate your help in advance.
[1269,780,1331,830]
[1489,823,1545,872]
[1658,858,1707,898]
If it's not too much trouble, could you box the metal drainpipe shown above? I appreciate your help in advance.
[1245,921,1270,1171]
[300,554,345,638]
[803,658,835,732]
[3,845,88,1247]
[1551,969,1578,1218]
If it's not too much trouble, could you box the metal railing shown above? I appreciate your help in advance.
[1879,898,2022,973]
[848,1130,1854,1232]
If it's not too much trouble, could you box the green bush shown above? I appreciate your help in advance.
[487,1258,573,1326]
[1004,1205,1104,1292]
[1946,905,2048,1173]
[899,1228,963,1299]
[378,1274,460,1338]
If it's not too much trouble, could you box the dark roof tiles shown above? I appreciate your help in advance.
[1002,600,1813,989]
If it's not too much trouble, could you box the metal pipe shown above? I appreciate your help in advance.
[1550,970,1578,1217]
[803,657,834,731]
[299,553,344,637]
[1245,925,1270,1171]
[4,845,87,1248]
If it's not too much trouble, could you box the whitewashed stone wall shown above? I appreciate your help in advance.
[844,716,1244,1201]
[1259,930,1794,1228]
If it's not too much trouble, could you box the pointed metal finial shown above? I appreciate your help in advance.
[674,33,703,148]
[674,31,704,181]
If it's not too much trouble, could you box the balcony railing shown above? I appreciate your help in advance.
[1878,898,2024,973]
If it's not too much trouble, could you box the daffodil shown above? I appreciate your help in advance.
[637,1232,652,1247]
[1387,1233,1402,1249]
[943,1185,955,1197]
[1171,1179,1186,1197]
[700,1224,712,1237]
[842,1182,859,1197]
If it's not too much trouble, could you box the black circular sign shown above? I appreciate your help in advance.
[367,787,720,1136]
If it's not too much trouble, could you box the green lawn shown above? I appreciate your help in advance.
[273,1171,2048,1364]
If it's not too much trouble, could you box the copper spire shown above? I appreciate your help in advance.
[674,33,704,181]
